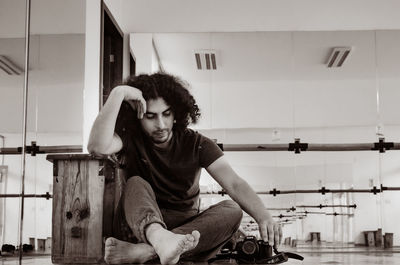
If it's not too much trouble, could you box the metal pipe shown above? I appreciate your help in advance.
[0,135,5,251]
[257,189,374,194]
[200,187,399,196]
[0,135,4,165]
[2,141,400,155]
[0,193,52,199]
[0,145,83,155]
[40,145,83,153]
[19,0,31,263]
[221,142,400,152]
[383,187,400,191]
[296,204,357,208]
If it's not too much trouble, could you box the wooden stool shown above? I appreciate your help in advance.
[47,154,126,264]
[374,228,383,247]
[363,231,375,247]
[29,237,35,250]
[37,239,46,251]
[384,233,393,248]
[310,232,320,243]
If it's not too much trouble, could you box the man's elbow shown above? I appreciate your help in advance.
[87,142,106,155]
[87,144,99,155]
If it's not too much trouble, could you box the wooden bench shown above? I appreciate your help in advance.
[47,154,126,264]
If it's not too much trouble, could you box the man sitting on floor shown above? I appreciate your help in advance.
[88,73,281,264]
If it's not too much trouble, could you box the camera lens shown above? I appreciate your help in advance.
[242,241,257,255]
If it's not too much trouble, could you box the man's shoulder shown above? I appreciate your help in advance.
[175,128,204,146]
[178,128,200,138]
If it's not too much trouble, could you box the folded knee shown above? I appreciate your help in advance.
[219,200,243,223]
[126,176,149,188]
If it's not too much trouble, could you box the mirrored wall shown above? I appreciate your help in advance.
[0,0,86,254]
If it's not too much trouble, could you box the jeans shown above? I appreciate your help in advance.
[113,176,243,261]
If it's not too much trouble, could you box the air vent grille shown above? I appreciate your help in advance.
[0,55,23,75]
[194,50,218,70]
[326,47,352,68]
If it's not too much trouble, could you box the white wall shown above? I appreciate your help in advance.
[152,30,400,130]
[130,33,159,75]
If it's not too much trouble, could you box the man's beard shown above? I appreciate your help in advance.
[150,129,172,144]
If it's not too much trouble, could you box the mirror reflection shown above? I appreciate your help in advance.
[0,0,86,258]
[0,0,26,252]
[0,1,399,265]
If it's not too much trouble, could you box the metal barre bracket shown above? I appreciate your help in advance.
[318,187,330,195]
[371,186,381,194]
[288,138,308,154]
[218,189,227,196]
[270,188,281,196]
[372,138,394,153]
[17,141,44,156]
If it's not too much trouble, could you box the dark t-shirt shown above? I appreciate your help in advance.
[116,126,224,211]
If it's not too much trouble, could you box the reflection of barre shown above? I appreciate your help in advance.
[2,138,400,155]
[265,207,297,211]
[200,186,400,196]
[277,220,293,224]
[273,214,307,219]
[0,193,52,199]
[218,138,400,153]
[296,211,325,215]
[297,211,354,217]
[297,204,357,209]
[0,143,82,155]
[325,212,354,217]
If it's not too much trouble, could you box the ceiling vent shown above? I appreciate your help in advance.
[326,47,352,68]
[0,55,23,75]
[194,50,218,70]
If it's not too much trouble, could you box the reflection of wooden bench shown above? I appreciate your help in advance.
[384,233,393,248]
[47,154,126,264]
[37,238,46,251]
[374,229,383,247]
[363,231,375,247]
[284,237,291,245]
[310,232,320,242]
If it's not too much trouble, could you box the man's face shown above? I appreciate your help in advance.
[140,97,174,146]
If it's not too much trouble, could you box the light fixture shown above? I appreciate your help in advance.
[194,50,218,70]
[326,47,352,68]
[0,55,23,75]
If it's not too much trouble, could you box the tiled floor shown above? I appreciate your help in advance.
[2,253,400,265]
[1,246,400,265]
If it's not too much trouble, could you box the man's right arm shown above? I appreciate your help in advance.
[87,86,146,155]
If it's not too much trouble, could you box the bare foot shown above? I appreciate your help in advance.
[104,237,157,264]
[149,229,200,265]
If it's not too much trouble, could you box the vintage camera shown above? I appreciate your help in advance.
[235,236,272,260]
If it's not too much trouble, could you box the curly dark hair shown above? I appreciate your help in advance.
[117,72,201,132]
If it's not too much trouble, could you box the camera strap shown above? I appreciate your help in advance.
[208,251,304,264]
